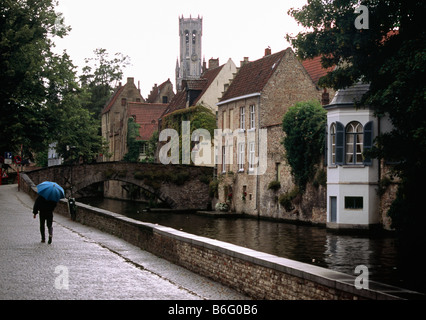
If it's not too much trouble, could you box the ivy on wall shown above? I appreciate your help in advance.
[123,117,142,162]
[282,100,327,191]
[160,105,217,164]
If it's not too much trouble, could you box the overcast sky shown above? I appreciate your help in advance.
[54,0,308,97]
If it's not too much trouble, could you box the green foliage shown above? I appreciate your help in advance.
[0,1,107,164]
[160,105,217,164]
[80,48,130,120]
[209,178,219,198]
[0,0,69,156]
[287,0,426,235]
[313,168,327,188]
[123,117,142,162]
[278,187,300,212]
[268,180,281,191]
[282,100,326,191]
[145,130,159,163]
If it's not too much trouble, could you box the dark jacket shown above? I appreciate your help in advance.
[33,196,57,216]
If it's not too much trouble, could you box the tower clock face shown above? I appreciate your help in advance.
[191,53,198,62]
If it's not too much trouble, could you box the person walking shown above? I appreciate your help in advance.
[33,195,57,244]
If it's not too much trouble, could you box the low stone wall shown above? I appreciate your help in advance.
[20,173,422,300]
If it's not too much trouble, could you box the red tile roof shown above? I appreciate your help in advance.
[301,56,335,85]
[163,89,187,116]
[220,49,289,102]
[128,102,168,140]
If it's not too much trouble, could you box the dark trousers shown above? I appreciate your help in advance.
[39,212,53,240]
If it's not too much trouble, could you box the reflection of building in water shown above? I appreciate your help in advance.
[324,235,372,274]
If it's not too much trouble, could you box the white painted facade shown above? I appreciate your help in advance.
[325,83,391,229]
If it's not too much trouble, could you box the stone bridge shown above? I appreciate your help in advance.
[24,162,214,210]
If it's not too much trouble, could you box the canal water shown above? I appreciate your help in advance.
[79,197,426,294]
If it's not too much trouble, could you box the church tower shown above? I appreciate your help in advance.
[176,15,203,91]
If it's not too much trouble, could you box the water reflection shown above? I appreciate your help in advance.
[79,197,425,294]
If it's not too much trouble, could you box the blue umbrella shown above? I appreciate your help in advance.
[36,181,65,202]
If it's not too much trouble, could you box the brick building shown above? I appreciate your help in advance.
[101,77,169,200]
[146,79,175,104]
[101,77,144,162]
[216,47,331,221]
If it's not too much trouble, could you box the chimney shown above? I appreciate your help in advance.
[127,77,134,84]
[240,57,249,68]
[321,89,330,106]
[265,47,271,56]
[208,58,219,69]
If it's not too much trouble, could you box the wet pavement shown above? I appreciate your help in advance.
[0,184,248,300]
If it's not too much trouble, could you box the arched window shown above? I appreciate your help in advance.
[192,30,197,46]
[330,123,336,164]
[345,121,363,164]
[185,30,189,55]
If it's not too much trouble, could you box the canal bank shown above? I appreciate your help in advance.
[19,174,426,299]
[78,197,426,294]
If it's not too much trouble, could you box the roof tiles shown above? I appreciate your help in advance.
[220,49,289,102]
[128,102,168,140]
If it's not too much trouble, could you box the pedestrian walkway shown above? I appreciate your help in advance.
[0,184,248,300]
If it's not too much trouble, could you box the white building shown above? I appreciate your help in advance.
[325,83,392,229]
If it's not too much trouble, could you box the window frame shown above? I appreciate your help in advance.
[239,106,245,130]
[238,142,245,172]
[222,146,226,173]
[249,105,255,129]
[344,196,363,210]
[248,141,255,172]
[345,121,364,164]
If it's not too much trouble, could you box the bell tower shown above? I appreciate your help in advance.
[176,15,203,91]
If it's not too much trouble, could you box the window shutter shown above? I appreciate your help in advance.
[324,124,328,166]
[363,121,374,165]
[335,121,344,165]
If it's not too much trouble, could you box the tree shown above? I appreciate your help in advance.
[0,0,106,164]
[123,117,142,162]
[286,1,426,235]
[80,48,130,119]
[160,105,217,164]
[282,100,327,191]
[0,0,69,156]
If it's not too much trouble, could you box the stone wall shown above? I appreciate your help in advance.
[20,173,418,300]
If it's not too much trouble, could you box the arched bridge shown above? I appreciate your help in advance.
[24,162,214,210]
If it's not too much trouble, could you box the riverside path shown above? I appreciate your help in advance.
[0,184,248,300]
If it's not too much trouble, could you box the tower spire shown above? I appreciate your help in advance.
[176,15,203,91]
